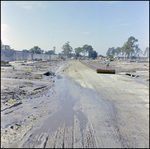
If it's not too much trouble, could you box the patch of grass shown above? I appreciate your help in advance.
[140,59,149,61]
[39,69,48,71]
[1,70,8,72]
[24,82,33,84]
[24,69,31,73]
[34,76,39,79]
[126,69,137,72]
[1,61,9,65]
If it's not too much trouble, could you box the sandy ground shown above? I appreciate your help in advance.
[82,59,149,84]
[1,59,149,148]
[1,60,65,148]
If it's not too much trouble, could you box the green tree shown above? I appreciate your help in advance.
[82,44,93,58]
[134,45,142,57]
[74,47,82,57]
[53,46,56,54]
[98,54,104,58]
[122,36,138,58]
[1,40,15,51]
[106,47,116,58]
[45,50,55,55]
[22,49,29,53]
[120,48,124,57]
[2,45,12,50]
[62,41,73,57]
[91,50,98,59]
[115,47,122,57]
[29,46,43,54]
[82,44,88,57]
[144,47,149,57]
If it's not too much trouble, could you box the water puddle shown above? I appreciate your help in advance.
[36,99,75,134]
[34,77,88,135]
[8,74,88,148]
[76,110,88,131]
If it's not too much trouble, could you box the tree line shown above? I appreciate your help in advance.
[1,40,56,55]
[74,44,98,59]
[106,36,149,58]
[1,37,149,59]
[1,40,98,59]
[61,41,98,59]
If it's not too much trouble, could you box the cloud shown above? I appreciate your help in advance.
[15,1,48,9]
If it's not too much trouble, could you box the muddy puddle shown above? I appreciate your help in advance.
[6,75,88,148]
[32,77,88,135]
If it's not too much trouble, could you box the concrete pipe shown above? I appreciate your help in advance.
[96,69,115,74]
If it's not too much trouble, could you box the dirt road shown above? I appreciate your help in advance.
[1,60,149,148]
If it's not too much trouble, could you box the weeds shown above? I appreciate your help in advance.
[24,82,33,84]
[34,76,39,79]
[126,69,137,72]
[24,70,31,73]
[39,69,47,71]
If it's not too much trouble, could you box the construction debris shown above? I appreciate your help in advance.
[126,73,139,78]
[96,69,115,74]
[33,86,47,91]
[1,61,12,66]
[43,71,55,76]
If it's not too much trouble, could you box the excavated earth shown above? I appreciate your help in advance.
[1,59,149,148]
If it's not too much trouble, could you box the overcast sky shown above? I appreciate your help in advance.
[1,1,149,56]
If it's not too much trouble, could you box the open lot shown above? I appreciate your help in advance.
[1,59,149,148]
